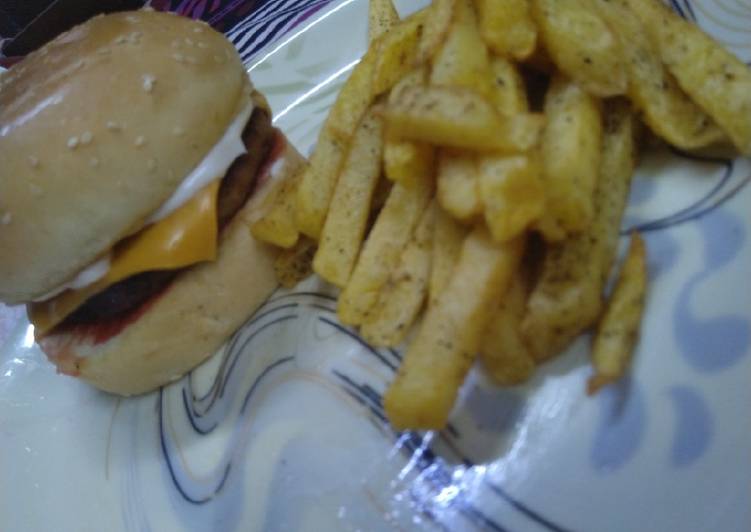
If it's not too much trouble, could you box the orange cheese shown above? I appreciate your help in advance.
[30,181,220,335]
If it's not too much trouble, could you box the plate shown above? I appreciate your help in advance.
[1,1,750,530]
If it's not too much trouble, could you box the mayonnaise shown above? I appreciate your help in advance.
[34,100,254,301]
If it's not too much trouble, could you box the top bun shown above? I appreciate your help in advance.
[0,11,251,304]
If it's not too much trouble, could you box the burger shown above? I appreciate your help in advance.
[0,10,304,395]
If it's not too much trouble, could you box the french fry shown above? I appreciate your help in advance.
[490,56,529,115]
[361,202,437,346]
[313,106,385,287]
[295,50,378,239]
[533,212,567,243]
[368,0,400,43]
[338,172,434,325]
[478,154,544,242]
[274,237,317,289]
[531,0,627,97]
[623,0,751,154]
[383,67,435,188]
[430,0,494,100]
[474,0,537,60]
[587,232,647,394]
[250,165,305,249]
[385,85,544,152]
[372,10,428,98]
[437,149,481,221]
[540,76,602,233]
[429,207,467,306]
[522,101,636,361]
[415,0,457,65]
[383,140,435,187]
[592,0,724,150]
[480,271,535,385]
[384,227,524,429]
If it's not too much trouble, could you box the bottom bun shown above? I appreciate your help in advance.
[39,140,305,396]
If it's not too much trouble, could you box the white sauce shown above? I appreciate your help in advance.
[145,99,254,224]
[33,255,111,302]
[34,101,254,301]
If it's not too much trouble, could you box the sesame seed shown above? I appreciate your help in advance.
[173,53,184,62]
[213,55,225,64]
[134,136,146,147]
[97,47,111,55]
[1,212,12,225]
[142,6,154,11]
[171,40,181,48]
[147,158,157,171]
[67,136,79,149]
[197,41,208,49]
[81,131,93,145]
[115,35,127,45]
[126,15,139,23]
[29,183,43,196]
[193,27,203,33]
[27,156,39,168]
[127,31,142,43]
[142,74,156,93]
[106,121,121,131]
[184,37,194,46]
[172,126,184,136]
[89,157,100,168]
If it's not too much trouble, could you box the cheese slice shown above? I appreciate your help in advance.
[30,181,220,336]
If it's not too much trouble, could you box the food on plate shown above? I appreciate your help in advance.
[475,0,537,60]
[588,233,647,394]
[540,76,602,233]
[368,0,400,43]
[361,201,437,347]
[0,10,304,395]
[624,0,751,154]
[313,106,385,287]
[385,228,524,429]
[531,0,627,97]
[249,0,751,428]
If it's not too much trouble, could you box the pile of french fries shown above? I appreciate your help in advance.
[251,0,751,429]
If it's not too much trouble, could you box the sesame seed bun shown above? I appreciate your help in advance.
[0,10,251,303]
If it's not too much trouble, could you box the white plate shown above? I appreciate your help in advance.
[1,1,750,530]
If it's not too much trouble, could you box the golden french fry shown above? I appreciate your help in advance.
[313,106,385,287]
[415,0,457,64]
[540,76,602,233]
[437,149,481,221]
[338,173,434,325]
[361,202,437,346]
[490,56,529,115]
[591,99,639,283]
[592,0,724,150]
[430,0,494,100]
[385,85,544,152]
[623,0,751,154]
[480,272,535,385]
[429,207,467,306]
[295,50,378,239]
[474,0,537,60]
[478,154,544,242]
[532,0,627,97]
[384,227,524,429]
[294,129,347,240]
[274,237,317,289]
[523,101,636,361]
[372,10,428,98]
[588,232,647,394]
[250,164,306,248]
[383,140,435,187]
[368,0,400,43]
